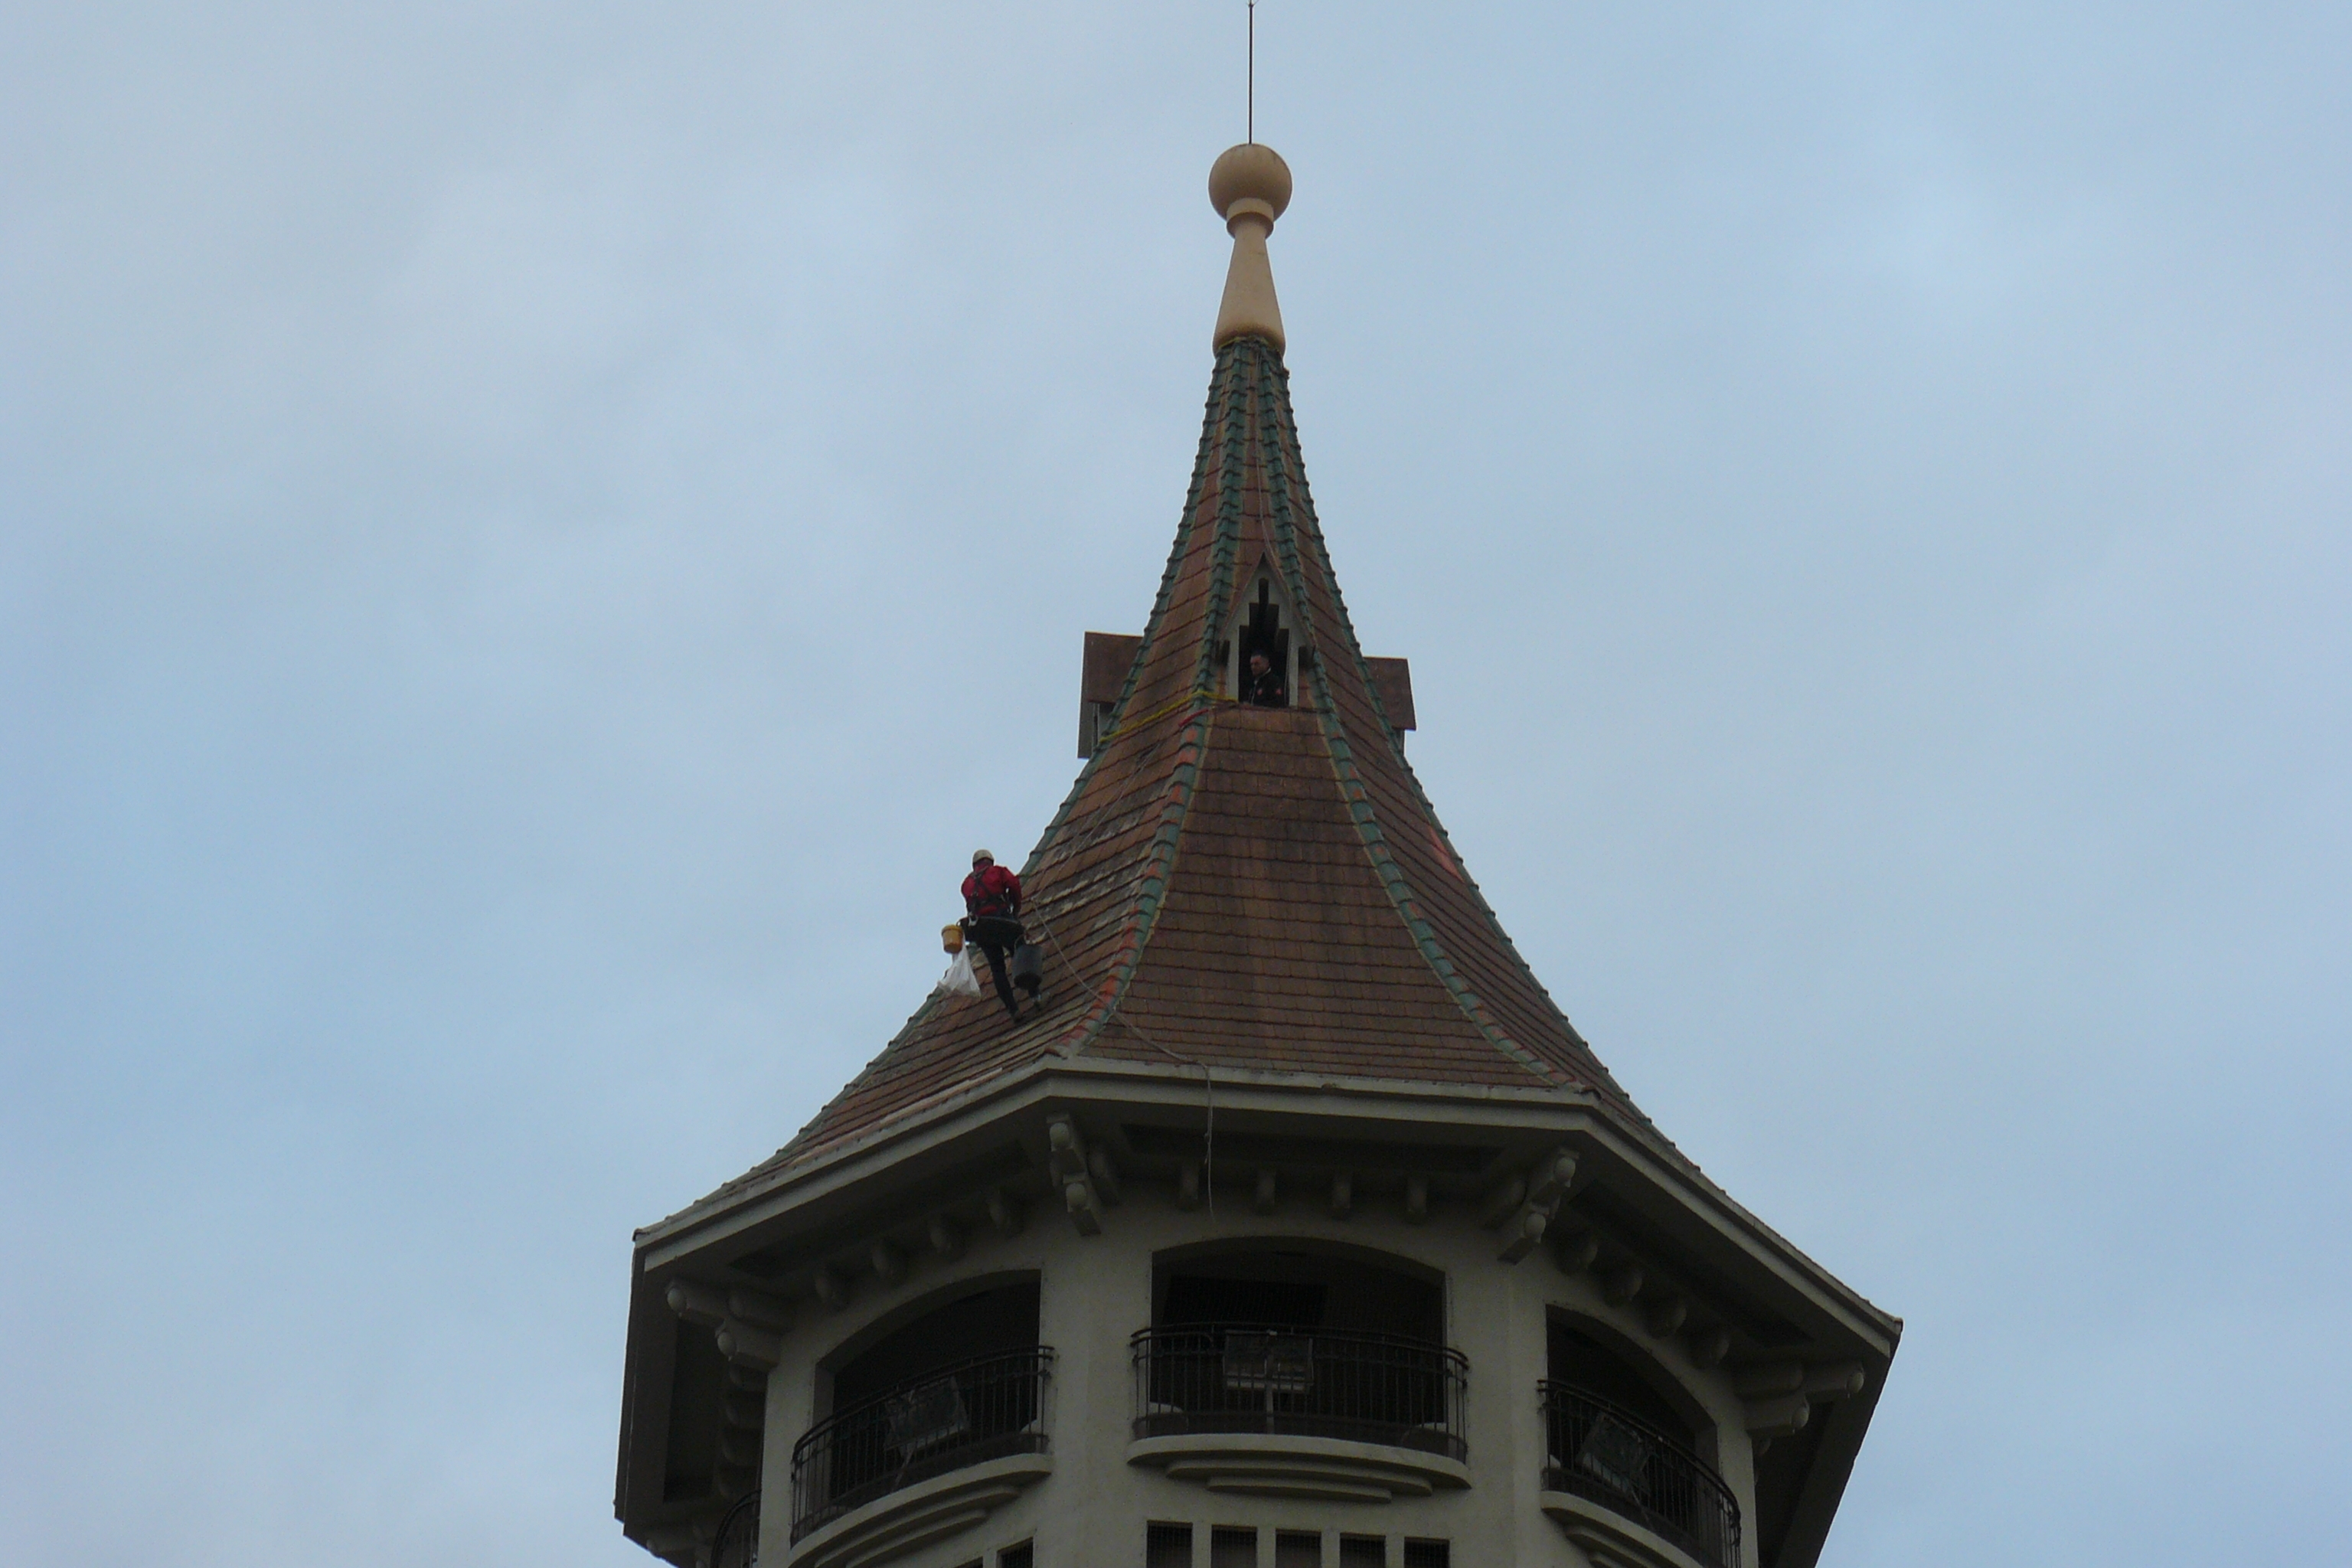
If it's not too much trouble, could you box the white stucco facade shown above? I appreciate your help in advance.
[746,1125,1765,1568]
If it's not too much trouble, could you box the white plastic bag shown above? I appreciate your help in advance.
[937,946,982,997]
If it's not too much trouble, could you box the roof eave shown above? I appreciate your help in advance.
[619,1060,1896,1562]
[633,1057,1896,1351]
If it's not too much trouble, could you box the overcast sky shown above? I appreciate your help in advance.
[5,3,2347,1565]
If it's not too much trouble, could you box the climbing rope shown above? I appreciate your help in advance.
[1024,904,1217,1218]
[1089,687,1225,749]
[1000,679,1227,1210]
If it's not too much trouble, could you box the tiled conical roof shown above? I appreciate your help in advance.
[729,324,1659,1193]
[627,155,1896,1568]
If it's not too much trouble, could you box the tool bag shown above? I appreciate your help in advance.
[936,946,982,997]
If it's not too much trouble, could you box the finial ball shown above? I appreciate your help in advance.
[1209,142,1292,225]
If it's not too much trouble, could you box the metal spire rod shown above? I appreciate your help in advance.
[1247,0,1256,143]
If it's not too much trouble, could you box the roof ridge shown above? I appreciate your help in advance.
[1258,347,1652,1120]
[1060,356,1230,776]
[1057,335,1256,1067]
[1242,345,1570,1091]
[1049,704,1214,1063]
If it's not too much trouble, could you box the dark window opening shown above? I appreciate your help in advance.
[999,1543,1034,1568]
[1145,1522,1194,1568]
[791,1280,1050,1543]
[1276,1530,1322,1567]
[1238,578,1290,707]
[1338,1537,1386,1568]
[1156,1249,1441,1342]
[1161,1273,1327,1331]
[1545,1318,1690,1446]
[1138,1247,1463,1459]
[1402,1542,1449,1568]
[1541,1321,1739,1568]
[833,1279,1040,1413]
[1210,1527,1257,1568]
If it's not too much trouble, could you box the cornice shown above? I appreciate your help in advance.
[635,1057,1896,1359]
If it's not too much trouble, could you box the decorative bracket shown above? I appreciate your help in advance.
[811,1266,849,1313]
[1737,1361,1869,1443]
[1495,1146,1579,1263]
[665,1279,793,1370]
[1087,1144,1125,1205]
[987,1186,1027,1236]
[1046,1114,1104,1235]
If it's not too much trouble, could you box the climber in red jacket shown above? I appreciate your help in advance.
[960,850,1028,1019]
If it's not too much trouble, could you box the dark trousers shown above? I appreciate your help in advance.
[965,916,1024,1015]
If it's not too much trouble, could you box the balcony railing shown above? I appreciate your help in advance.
[789,1347,1054,1543]
[1540,1381,1740,1568]
[1130,1325,1468,1461]
[712,1488,758,1568]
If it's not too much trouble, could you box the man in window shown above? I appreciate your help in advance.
[960,850,1032,1021]
[1243,648,1287,707]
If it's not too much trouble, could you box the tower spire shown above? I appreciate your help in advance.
[616,142,1900,1568]
[1208,142,1291,351]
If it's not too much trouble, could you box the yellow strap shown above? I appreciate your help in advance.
[1094,688,1225,746]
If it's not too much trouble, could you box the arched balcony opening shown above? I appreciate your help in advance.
[1132,1243,1465,1465]
[1541,1312,1738,1568]
[790,1276,1051,1546]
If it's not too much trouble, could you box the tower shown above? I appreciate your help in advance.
[614,145,1898,1568]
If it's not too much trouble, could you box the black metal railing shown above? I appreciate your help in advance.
[712,1488,759,1568]
[1130,1325,1468,1461]
[789,1348,1053,1543]
[1540,1381,1740,1568]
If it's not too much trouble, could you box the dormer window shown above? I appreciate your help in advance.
[1224,569,1299,707]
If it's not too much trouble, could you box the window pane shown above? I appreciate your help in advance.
[999,1544,1034,1568]
[1401,1541,1449,1568]
[1210,1526,1257,1568]
[1276,1530,1321,1568]
[834,1281,1040,1411]
[1147,1523,1194,1568]
[1338,1537,1385,1568]
[1546,1319,1691,1444]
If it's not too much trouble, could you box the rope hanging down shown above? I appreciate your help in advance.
[1024,906,1217,1218]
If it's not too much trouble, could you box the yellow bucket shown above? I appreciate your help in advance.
[941,922,965,955]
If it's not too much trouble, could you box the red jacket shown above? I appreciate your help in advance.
[962,863,1022,920]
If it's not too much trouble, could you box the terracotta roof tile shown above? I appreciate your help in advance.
[669,334,1677,1223]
